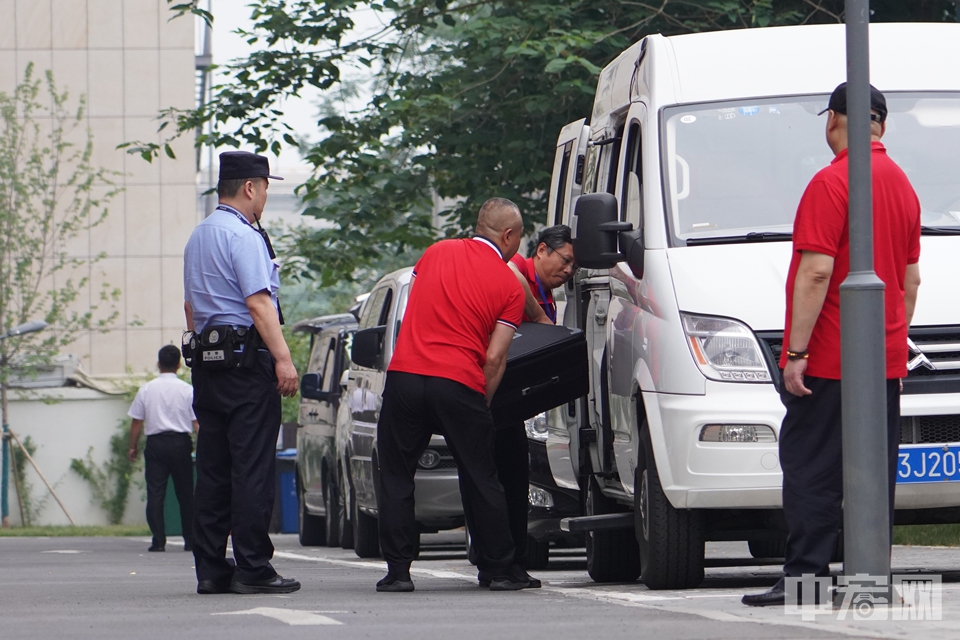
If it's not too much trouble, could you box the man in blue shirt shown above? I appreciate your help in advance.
[183,151,300,595]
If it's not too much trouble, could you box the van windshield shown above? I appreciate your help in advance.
[661,93,960,246]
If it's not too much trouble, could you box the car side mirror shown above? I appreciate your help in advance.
[300,372,327,401]
[352,326,386,370]
[572,193,632,269]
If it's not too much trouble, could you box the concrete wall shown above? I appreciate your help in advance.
[0,0,198,376]
[4,388,146,527]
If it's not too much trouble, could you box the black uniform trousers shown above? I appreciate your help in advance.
[376,371,515,574]
[780,376,900,581]
[144,431,195,549]
[460,422,529,564]
[191,352,282,586]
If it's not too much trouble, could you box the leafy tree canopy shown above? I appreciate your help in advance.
[143,0,958,286]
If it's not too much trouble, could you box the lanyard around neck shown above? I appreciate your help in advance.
[534,272,556,324]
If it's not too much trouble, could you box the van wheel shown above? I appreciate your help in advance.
[338,468,354,549]
[353,494,381,558]
[525,536,550,570]
[586,475,640,583]
[748,539,786,559]
[323,477,341,548]
[635,425,704,590]
[297,478,326,546]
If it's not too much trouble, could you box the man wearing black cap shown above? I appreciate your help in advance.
[743,84,921,606]
[183,151,301,595]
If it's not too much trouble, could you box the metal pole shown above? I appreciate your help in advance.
[1,423,8,527]
[840,0,890,594]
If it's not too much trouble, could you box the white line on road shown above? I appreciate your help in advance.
[41,550,85,554]
[213,607,342,626]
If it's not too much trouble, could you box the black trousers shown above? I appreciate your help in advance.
[191,352,282,585]
[780,376,900,580]
[376,371,515,574]
[461,422,529,564]
[144,432,194,549]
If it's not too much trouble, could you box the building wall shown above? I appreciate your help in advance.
[0,0,197,376]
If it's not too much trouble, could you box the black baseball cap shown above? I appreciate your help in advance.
[218,151,284,181]
[818,82,888,123]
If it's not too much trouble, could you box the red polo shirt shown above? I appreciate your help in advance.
[509,254,556,323]
[389,237,525,394]
[781,141,921,379]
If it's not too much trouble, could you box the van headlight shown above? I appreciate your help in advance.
[681,313,771,383]
[524,412,549,441]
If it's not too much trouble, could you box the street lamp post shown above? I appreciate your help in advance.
[0,320,48,527]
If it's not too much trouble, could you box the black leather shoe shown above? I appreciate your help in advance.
[742,585,786,607]
[489,575,529,591]
[376,573,415,593]
[148,545,165,552]
[230,575,301,594]
[522,571,542,589]
[197,579,231,595]
[477,569,492,588]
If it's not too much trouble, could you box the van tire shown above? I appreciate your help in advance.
[323,477,340,548]
[297,474,326,547]
[635,425,704,590]
[586,475,641,583]
[339,468,354,549]
[748,539,786,559]
[353,495,380,558]
[525,536,550,570]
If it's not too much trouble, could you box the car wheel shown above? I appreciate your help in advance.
[338,468,354,550]
[297,478,326,547]
[352,491,381,558]
[585,474,640,583]
[525,536,549,570]
[323,476,341,548]
[635,424,704,590]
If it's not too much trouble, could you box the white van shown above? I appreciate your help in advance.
[547,23,960,589]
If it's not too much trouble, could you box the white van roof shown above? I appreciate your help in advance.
[593,23,960,123]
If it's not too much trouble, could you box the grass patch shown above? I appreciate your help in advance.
[894,524,960,547]
[0,524,150,537]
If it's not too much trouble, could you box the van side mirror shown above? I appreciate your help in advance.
[352,326,386,370]
[300,372,327,401]
[572,193,632,269]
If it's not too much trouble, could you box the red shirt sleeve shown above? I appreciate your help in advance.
[793,175,847,257]
[908,193,921,264]
[497,282,525,330]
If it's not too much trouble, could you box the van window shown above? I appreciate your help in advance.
[621,122,642,226]
[359,288,387,330]
[321,338,338,392]
[604,123,625,195]
[307,334,330,374]
[553,141,573,226]
[661,93,960,245]
[582,144,602,195]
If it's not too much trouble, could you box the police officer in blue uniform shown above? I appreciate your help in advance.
[183,151,300,595]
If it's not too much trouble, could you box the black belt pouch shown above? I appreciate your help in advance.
[490,322,589,425]
[198,326,240,371]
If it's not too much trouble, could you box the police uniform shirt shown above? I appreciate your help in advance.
[183,207,279,332]
[127,373,196,436]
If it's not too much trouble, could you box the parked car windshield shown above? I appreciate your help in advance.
[661,92,960,246]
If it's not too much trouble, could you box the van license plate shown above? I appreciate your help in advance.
[897,445,960,484]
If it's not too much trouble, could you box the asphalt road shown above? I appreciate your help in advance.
[2,533,958,640]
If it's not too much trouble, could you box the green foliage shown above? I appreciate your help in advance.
[69,419,143,525]
[0,524,150,537]
[132,1,957,287]
[11,435,50,526]
[894,524,960,547]
[0,64,121,380]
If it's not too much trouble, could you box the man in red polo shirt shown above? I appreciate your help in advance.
[743,83,922,607]
[461,225,576,586]
[375,197,529,593]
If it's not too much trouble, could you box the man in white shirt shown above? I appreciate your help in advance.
[128,345,199,552]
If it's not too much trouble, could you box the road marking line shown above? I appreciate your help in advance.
[213,607,342,626]
[272,550,478,583]
[41,550,85,554]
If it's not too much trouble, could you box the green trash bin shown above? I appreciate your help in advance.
[163,456,197,536]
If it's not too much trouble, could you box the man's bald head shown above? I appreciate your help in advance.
[476,198,523,262]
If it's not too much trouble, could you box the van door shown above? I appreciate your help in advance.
[349,284,394,507]
[607,102,647,494]
[545,119,591,488]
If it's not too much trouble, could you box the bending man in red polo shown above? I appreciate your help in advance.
[375,197,530,592]
[743,83,922,607]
